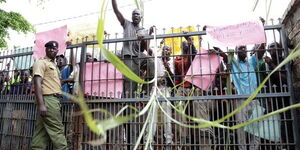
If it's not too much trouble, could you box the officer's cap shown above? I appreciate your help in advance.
[45,41,59,48]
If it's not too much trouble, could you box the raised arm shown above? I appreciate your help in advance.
[112,0,125,25]
[212,47,228,63]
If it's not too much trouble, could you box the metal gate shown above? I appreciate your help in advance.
[0,24,299,150]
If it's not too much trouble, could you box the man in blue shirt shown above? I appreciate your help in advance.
[56,55,73,100]
[231,46,258,95]
[212,46,261,150]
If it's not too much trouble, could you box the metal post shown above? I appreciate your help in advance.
[74,43,88,149]
[79,44,87,91]
[280,26,300,150]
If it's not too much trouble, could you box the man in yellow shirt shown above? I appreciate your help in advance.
[31,41,68,150]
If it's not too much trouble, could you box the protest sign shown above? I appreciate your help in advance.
[84,62,123,98]
[206,20,265,47]
[33,25,68,59]
[184,49,222,90]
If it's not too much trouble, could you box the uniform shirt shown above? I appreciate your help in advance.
[231,56,258,95]
[122,19,143,56]
[32,57,61,94]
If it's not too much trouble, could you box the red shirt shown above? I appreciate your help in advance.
[174,56,192,87]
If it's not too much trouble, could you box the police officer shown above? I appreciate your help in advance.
[31,41,68,150]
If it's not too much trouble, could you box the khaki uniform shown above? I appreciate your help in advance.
[31,57,68,150]
[32,57,61,94]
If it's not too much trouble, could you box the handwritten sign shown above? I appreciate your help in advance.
[206,20,266,47]
[184,49,222,90]
[84,62,123,98]
[33,25,68,59]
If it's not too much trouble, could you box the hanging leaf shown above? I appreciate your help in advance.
[134,0,140,10]
[252,0,260,11]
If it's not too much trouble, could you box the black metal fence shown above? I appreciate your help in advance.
[0,24,299,150]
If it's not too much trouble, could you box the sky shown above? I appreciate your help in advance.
[1,0,292,49]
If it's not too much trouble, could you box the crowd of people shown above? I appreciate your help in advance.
[0,69,32,95]
[0,0,293,149]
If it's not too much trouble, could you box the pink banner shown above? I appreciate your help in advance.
[33,25,68,59]
[84,62,123,98]
[184,49,223,90]
[206,20,266,47]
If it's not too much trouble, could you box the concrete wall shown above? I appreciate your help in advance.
[282,0,300,88]
[282,1,300,141]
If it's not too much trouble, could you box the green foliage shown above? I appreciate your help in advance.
[62,90,137,145]
[0,2,34,48]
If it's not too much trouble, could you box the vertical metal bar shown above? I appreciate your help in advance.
[76,42,87,150]
[79,43,87,92]
[69,48,74,66]
[280,26,300,149]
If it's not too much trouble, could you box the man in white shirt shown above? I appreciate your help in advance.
[145,45,174,150]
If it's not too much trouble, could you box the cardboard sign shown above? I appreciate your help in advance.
[84,62,123,98]
[33,25,68,59]
[184,49,222,90]
[206,20,266,47]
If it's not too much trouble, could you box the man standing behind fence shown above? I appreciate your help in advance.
[31,41,68,150]
[112,0,154,98]
[214,46,261,150]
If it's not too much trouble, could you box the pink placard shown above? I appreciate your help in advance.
[33,25,68,59]
[184,49,223,90]
[84,62,123,98]
[206,20,266,47]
